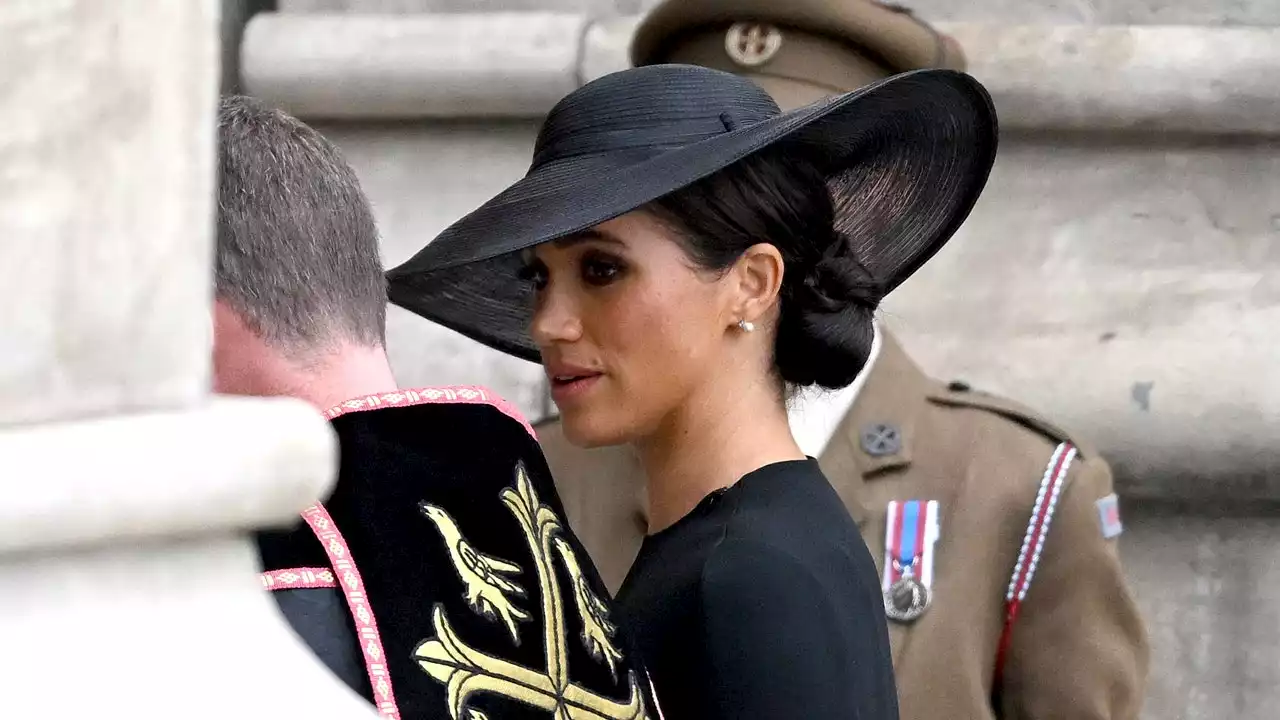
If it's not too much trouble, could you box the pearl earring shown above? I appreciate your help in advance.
[737,319,755,333]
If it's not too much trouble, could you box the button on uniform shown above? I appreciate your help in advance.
[861,423,902,457]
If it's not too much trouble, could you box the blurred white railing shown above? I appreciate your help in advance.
[0,3,375,717]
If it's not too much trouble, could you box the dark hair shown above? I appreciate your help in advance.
[647,147,882,390]
[215,95,386,353]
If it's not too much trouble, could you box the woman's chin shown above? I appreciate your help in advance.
[560,410,631,449]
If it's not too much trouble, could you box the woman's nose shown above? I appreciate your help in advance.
[529,289,583,347]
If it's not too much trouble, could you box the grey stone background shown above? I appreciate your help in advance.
[282,0,1280,25]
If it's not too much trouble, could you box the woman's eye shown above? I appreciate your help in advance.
[582,257,623,286]
[517,263,548,290]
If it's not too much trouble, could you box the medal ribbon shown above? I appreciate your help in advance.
[885,500,928,587]
[884,500,941,593]
[899,500,922,574]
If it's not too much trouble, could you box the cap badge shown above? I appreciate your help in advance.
[724,22,783,68]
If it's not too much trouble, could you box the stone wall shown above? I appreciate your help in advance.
[278,0,1280,25]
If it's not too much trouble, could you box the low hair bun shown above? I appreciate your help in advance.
[775,232,883,390]
[797,232,882,313]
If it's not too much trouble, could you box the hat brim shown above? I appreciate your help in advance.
[388,68,997,364]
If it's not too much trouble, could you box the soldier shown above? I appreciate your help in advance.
[535,2,1151,719]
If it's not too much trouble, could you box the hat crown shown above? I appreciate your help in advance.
[531,64,781,170]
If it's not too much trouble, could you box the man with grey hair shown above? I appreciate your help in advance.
[212,94,394,406]
[218,96,663,720]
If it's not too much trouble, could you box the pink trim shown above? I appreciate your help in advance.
[323,385,536,440]
[302,504,402,720]
[261,567,336,590]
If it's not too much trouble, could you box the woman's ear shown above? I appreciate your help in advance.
[730,243,785,325]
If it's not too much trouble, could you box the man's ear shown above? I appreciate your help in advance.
[729,243,785,326]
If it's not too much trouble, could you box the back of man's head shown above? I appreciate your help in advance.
[216,95,385,355]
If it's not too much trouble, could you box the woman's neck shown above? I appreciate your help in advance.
[634,374,805,534]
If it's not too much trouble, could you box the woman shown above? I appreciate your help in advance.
[388,64,997,718]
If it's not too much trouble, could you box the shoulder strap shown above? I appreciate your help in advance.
[927,382,1092,458]
[992,442,1079,694]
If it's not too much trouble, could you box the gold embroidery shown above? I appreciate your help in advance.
[421,504,531,643]
[415,463,653,720]
[555,537,623,680]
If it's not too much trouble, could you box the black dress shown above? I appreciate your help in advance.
[616,459,899,719]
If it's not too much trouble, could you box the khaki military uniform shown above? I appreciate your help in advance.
[537,1,1150,718]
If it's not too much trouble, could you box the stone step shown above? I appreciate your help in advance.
[275,0,1280,27]
[243,12,1280,136]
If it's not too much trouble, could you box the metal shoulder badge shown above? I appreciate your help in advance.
[882,500,940,623]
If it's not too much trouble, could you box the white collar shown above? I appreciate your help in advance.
[787,321,882,458]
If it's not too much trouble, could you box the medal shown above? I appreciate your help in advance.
[885,562,931,622]
[883,500,940,623]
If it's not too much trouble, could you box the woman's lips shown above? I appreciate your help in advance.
[548,372,603,403]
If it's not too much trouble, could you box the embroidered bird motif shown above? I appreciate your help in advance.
[554,536,623,679]
[419,502,531,643]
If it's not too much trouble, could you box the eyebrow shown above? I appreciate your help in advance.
[552,228,627,249]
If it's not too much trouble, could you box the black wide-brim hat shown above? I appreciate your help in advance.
[387,63,997,363]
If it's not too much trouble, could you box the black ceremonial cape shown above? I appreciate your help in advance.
[257,387,661,720]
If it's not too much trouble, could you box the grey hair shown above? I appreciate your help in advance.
[215,94,386,353]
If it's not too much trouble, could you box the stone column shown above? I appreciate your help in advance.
[0,4,374,716]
